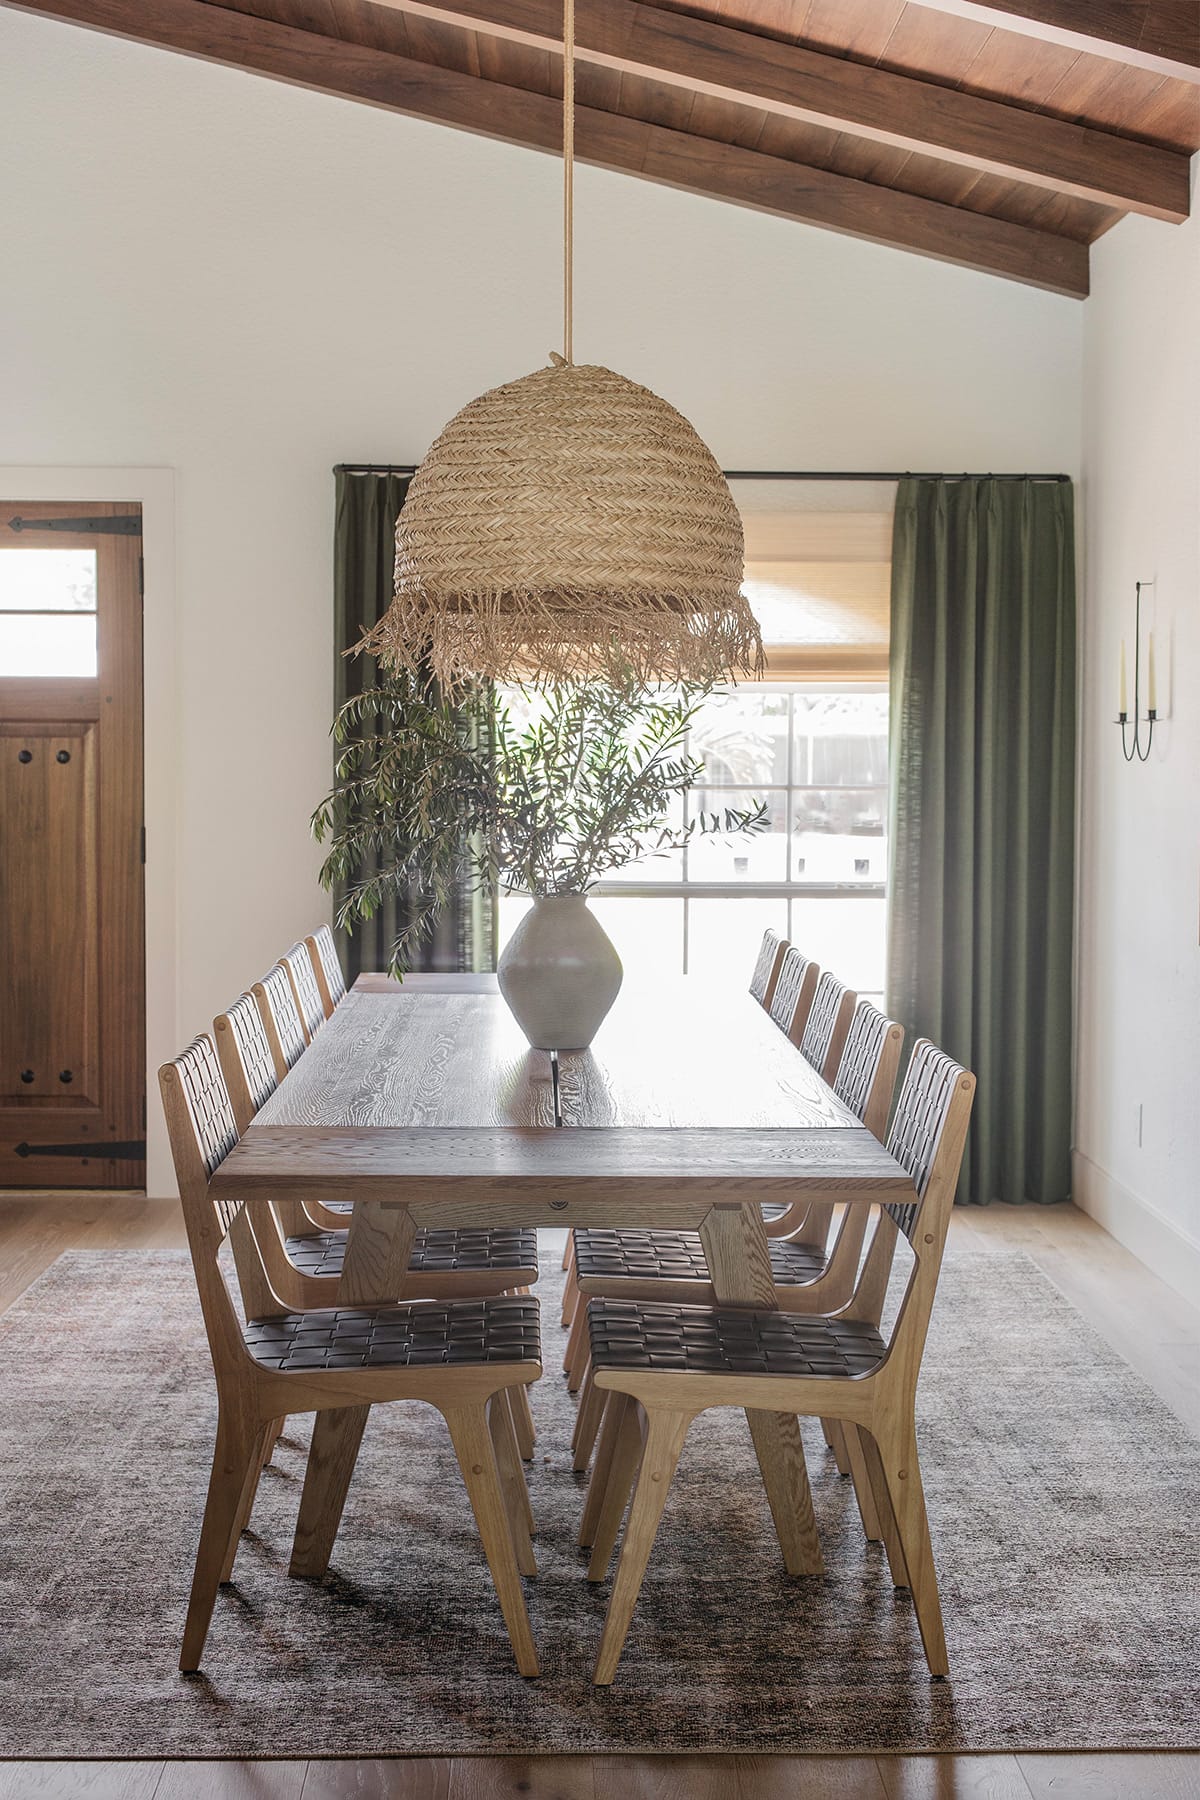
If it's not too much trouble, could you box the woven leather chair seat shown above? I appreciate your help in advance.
[244,1295,541,1372]
[284,1225,539,1281]
[587,1297,885,1378]
[573,1227,826,1287]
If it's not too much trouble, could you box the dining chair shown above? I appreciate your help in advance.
[767,946,819,1047]
[557,1000,906,1360]
[798,971,857,1083]
[214,994,541,1315]
[306,923,348,1018]
[577,1038,975,1685]
[252,963,308,1083]
[748,929,788,1012]
[159,1034,542,1676]
[282,942,328,1045]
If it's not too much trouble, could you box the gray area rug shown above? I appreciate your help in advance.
[1,1244,1198,1756]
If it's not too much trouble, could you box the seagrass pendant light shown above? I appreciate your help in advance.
[362,0,764,693]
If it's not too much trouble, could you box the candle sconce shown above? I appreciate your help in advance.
[1117,580,1157,762]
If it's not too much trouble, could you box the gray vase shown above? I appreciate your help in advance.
[497,894,623,1051]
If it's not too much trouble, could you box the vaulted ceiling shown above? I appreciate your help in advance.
[10,0,1200,295]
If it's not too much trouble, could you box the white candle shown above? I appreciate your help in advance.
[1147,633,1157,713]
[1119,640,1128,715]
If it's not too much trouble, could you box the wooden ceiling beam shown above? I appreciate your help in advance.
[6,0,1089,294]
[908,2,1200,84]
[376,0,1191,222]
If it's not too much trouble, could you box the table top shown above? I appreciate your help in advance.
[213,981,913,1209]
[254,984,859,1131]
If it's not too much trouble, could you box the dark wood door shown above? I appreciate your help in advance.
[0,503,145,1187]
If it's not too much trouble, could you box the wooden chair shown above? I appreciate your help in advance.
[159,1035,542,1676]
[282,942,327,1045]
[577,1038,975,1685]
[252,963,308,1082]
[306,923,348,1018]
[798,971,857,1084]
[748,929,788,1012]
[560,1001,905,1472]
[767,946,819,1047]
[213,994,541,1317]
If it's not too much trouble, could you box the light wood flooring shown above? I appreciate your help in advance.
[1,1194,1198,1800]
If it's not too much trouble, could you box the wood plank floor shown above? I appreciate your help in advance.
[1,1194,1198,1800]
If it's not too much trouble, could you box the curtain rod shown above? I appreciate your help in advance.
[335,463,1069,482]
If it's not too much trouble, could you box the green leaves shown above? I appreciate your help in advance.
[311,669,768,974]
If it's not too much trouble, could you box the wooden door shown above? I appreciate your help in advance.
[0,503,145,1187]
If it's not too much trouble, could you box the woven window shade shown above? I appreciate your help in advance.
[736,503,893,683]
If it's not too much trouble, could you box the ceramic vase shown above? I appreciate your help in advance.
[497,894,623,1051]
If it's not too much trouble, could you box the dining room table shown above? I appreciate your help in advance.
[210,970,918,1577]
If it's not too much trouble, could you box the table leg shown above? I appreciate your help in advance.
[289,1203,416,1579]
[336,1200,416,1306]
[700,1202,822,1573]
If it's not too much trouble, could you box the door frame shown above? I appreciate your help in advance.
[0,467,177,1197]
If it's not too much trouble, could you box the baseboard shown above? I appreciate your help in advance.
[1073,1149,1200,1311]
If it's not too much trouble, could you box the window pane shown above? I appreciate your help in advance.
[792,788,886,884]
[789,896,887,997]
[687,897,788,983]
[0,549,97,611]
[588,897,685,980]
[0,611,97,676]
[690,689,790,788]
[687,787,788,883]
[793,691,888,786]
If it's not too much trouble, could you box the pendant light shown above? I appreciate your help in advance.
[362,0,764,693]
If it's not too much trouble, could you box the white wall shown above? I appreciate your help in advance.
[1075,169,1200,1304]
[0,9,1083,1195]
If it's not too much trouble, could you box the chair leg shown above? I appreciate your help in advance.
[561,1267,579,1329]
[561,1234,573,1271]
[566,1308,590,1392]
[824,1417,851,1474]
[578,1391,618,1548]
[860,1428,909,1588]
[289,1404,371,1579]
[586,1395,645,1580]
[180,1409,267,1672]
[572,1365,605,1473]
[487,1391,536,1577]
[443,1405,539,1678]
[744,1409,824,1577]
[562,1302,587,1379]
[510,1382,536,1460]
[593,1406,691,1686]
[219,1417,280,1584]
[868,1422,948,1677]
[842,1422,882,1543]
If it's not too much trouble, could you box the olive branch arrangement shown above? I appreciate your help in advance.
[312,669,768,974]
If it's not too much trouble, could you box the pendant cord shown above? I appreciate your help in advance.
[563,0,574,365]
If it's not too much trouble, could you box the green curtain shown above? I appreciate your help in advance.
[886,477,1076,1204]
[332,469,495,980]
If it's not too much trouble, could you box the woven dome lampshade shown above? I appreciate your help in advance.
[363,355,764,692]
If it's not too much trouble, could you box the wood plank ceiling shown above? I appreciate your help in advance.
[9,0,1200,294]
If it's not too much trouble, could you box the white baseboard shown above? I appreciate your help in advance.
[1073,1149,1200,1311]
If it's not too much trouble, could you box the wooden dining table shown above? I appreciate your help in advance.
[210,972,917,1578]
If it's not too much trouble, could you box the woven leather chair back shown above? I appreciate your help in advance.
[768,946,818,1046]
[253,964,307,1079]
[799,971,856,1081]
[748,929,787,1009]
[307,924,348,1014]
[282,943,327,1044]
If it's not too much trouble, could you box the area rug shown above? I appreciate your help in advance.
[0,1243,1197,1756]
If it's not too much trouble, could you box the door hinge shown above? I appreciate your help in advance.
[140,825,146,865]
[8,514,141,536]
[138,553,144,596]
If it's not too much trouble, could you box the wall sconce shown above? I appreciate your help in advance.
[1118,580,1157,762]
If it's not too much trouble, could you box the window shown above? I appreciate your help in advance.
[498,684,889,997]
[0,549,98,676]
